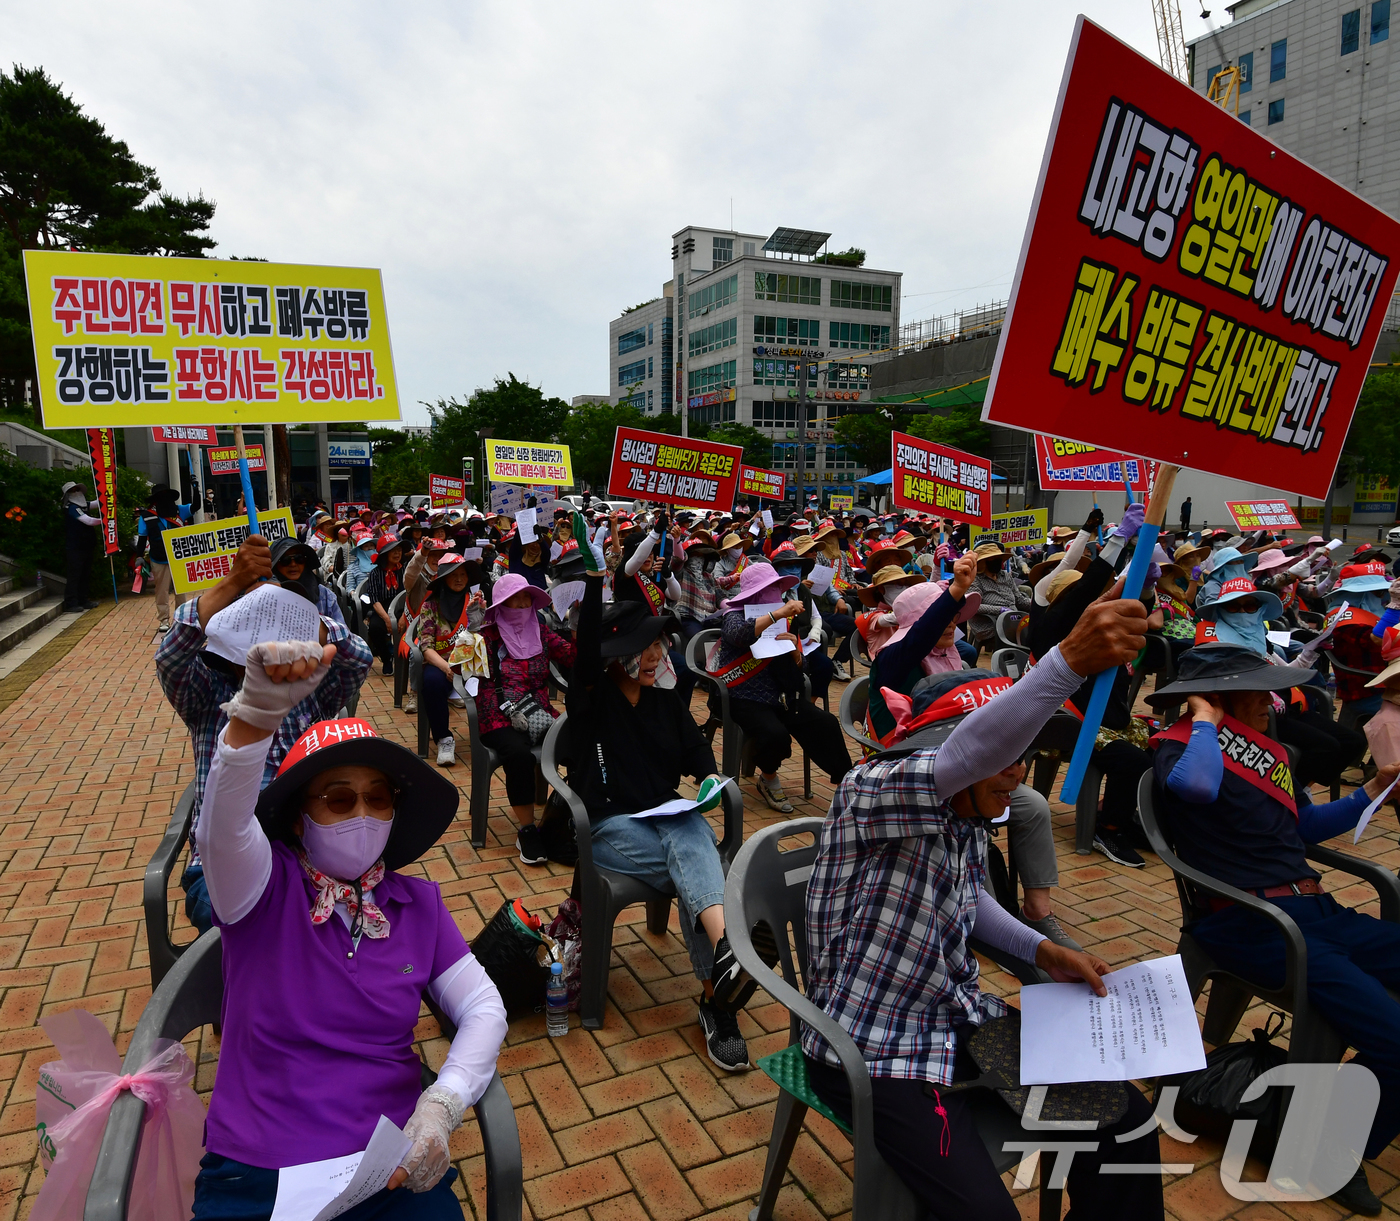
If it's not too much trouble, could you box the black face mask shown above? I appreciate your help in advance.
[277,564,321,605]
[986,559,1005,577]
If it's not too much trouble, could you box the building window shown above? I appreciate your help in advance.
[753,401,806,428]
[1343,9,1360,53]
[771,443,798,469]
[647,323,653,345]
[688,359,737,396]
[689,401,736,424]
[743,242,756,256]
[1240,109,1252,126]
[618,359,646,386]
[620,387,645,410]
[752,357,799,388]
[647,356,653,379]
[688,272,738,319]
[1206,62,1221,90]
[753,272,821,305]
[618,327,646,355]
[647,390,653,411]
[688,317,737,357]
[1374,0,1391,42]
[825,445,857,472]
[1238,51,1253,93]
[1270,39,1287,81]
[826,363,871,390]
[712,237,733,268]
[753,316,821,345]
[830,280,893,311]
[829,321,891,350]
[1268,98,1285,124]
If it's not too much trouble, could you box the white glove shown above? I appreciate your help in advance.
[1288,559,1312,577]
[219,639,330,730]
[877,612,898,628]
[398,1084,465,1193]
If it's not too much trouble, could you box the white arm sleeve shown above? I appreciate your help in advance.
[1034,531,1091,606]
[78,512,102,527]
[971,884,1047,964]
[624,531,659,577]
[665,575,682,602]
[427,954,508,1108]
[200,728,275,925]
[808,597,824,641]
[1099,534,1127,565]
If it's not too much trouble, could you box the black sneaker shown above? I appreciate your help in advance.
[516,823,547,866]
[697,1000,749,1072]
[1093,828,1145,868]
[1331,1164,1382,1216]
[709,934,757,1013]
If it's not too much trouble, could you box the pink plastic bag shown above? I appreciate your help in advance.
[31,1008,205,1221]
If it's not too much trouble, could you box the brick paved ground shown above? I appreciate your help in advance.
[2,594,1399,1218]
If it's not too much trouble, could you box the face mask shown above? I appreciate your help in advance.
[723,548,741,560]
[67,491,88,508]
[1213,607,1268,653]
[300,813,394,882]
[774,564,804,580]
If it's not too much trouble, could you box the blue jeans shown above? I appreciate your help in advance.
[590,809,726,981]
[955,639,979,667]
[193,1152,461,1219]
[182,863,213,936]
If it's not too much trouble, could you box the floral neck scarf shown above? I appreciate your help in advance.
[295,847,390,939]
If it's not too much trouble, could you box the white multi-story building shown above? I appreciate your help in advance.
[1187,0,1399,217]
[607,293,674,417]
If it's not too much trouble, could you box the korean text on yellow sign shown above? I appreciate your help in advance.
[828,495,854,511]
[164,509,294,594]
[23,251,400,428]
[988,508,1048,546]
[485,439,572,486]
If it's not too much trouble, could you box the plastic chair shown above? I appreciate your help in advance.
[721,820,1061,1221]
[838,674,881,755]
[539,712,744,1030]
[463,687,547,850]
[143,781,197,990]
[387,590,411,710]
[84,930,523,1221]
[1137,771,1400,1059]
[994,608,1027,648]
[989,647,1031,681]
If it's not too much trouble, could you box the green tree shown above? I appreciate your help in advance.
[0,65,217,419]
[557,399,647,489]
[369,430,432,507]
[834,410,896,471]
[906,402,992,457]
[693,421,773,468]
[1341,365,1400,481]
[424,374,570,476]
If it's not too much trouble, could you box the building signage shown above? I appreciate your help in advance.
[1354,475,1398,516]
[327,439,371,466]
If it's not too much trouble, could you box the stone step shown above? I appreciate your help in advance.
[0,576,11,597]
[0,585,45,622]
[0,596,66,658]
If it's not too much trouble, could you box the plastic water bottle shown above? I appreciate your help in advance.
[546,961,569,1037]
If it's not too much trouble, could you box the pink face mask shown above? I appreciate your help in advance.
[300,814,394,882]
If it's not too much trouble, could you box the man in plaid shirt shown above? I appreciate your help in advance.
[801,586,1166,1219]
[156,535,372,934]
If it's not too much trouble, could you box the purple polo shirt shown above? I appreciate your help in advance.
[207,843,469,1168]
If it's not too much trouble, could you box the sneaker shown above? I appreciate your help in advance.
[1094,828,1145,868]
[756,776,793,814]
[697,1000,749,1072]
[1330,1164,1382,1216]
[516,822,548,866]
[157,622,171,634]
[402,690,417,715]
[709,934,757,1013]
[382,660,394,676]
[436,736,455,767]
[447,689,465,707]
[1022,912,1083,952]
[832,661,850,681]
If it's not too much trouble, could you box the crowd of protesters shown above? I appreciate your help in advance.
[138,478,1400,1219]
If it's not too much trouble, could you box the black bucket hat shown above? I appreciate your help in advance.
[598,600,676,658]
[255,718,458,871]
[1144,644,1318,709]
[269,535,322,604]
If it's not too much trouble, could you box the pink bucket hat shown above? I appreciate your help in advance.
[1249,547,1292,576]
[721,561,797,608]
[483,573,549,622]
[886,581,982,648]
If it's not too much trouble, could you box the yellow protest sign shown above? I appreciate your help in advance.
[828,495,854,511]
[974,507,1048,548]
[23,251,400,428]
[485,439,572,486]
[164,509,295,593]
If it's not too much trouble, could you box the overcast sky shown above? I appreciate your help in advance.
[5,1,1223,425]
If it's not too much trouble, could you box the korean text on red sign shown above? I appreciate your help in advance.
[982,18,1400,501]
[607,427,742,510]
[1225,500,1301,531]
[332,503,369,519]
[738,465,787,502]
[207,445,265,474]
[1034,435,1151,491]
[151,425,217,445]
[85,428,120,556]
[429,473,466,509]
[890,432,992,527]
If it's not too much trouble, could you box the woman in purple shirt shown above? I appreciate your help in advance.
[193,638,508,1219]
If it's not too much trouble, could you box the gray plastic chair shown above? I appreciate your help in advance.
[142,781,197,990]
[84,930,523,1221]
[540,711,744,1030]
[837,674,881,754]
[989,647,1032,681]
[462,687,546,850]
[994,608,1027,648]
[722,820,1060,1221]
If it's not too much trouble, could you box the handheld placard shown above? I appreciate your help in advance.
[232,424,261,536]
[1059,464,1179,805]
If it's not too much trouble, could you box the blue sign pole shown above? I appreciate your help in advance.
[232,424,261,536]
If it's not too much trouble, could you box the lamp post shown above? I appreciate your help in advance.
[478,427,493,513]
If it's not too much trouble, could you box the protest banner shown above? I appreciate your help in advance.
[1354,475,1398,517]
[332,502,369,519]
[151,425,216,445]
[485,439,572,486]
[974,507,1049,548]
[163,509,295,593]
[429,473,465,509]
[208,445,265,474]
[488,483,565,519]
[890,431,992,528]
[607,427,742,511]
[1034,435,1151,492]
[1301,505,1350,526]
[1225,499,1301,531]
[738,464,786,503]
[24,252,400,428]
[829,494,855,512]
[84,428,120,556]
[983,17,1400,501]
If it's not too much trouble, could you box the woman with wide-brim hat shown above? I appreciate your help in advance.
[768,540,841,705]
[706,561,851,813]
[854,564,926,659]
[799,530,860,681]
[416,553,487,767]
[362,536,407,676]
[968,541,1031,652]
[191,644,507,1219]
[672,527,732,642]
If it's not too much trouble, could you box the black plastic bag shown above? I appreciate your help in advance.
[1174,1012,1288,1160]
[470,898,559,1018]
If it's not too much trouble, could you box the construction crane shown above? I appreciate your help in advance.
[1151,0,1190,81]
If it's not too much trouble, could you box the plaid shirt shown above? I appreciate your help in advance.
[673,555,727,622]
[155,597,373,865]
[802,747,1006,1084]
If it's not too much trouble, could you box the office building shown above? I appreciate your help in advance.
[607,292,674,417]
[1187,0,1399,217]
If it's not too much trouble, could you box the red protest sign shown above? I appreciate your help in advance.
[738,464,786,503]
[333,502,369,519]
[429,473,465,509]
[890,431,992,527]
[983,17,1400,501]
[607,427,742,510]
[151,425,217,445]
[85,428,120,556]
[208,445,265,474]
[1225,499,1301,531]
[1034,435,1151,491]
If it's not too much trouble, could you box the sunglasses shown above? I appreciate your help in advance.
[305,781,398,815]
